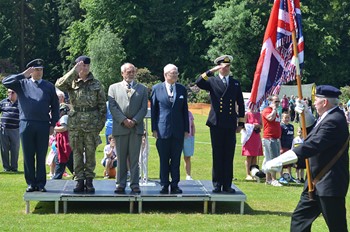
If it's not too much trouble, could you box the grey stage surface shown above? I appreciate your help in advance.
[23,179,247,214]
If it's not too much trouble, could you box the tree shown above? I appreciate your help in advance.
[301,0,350,86]
[87,26,126,92]
[204,0,271,91]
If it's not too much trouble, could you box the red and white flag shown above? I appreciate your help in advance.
[248,0,304,109]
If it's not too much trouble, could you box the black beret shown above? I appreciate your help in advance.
[75,55,91,64]
[26,59,44,68]
[316,85,341,98]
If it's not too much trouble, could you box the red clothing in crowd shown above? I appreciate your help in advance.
[262,106,281,139]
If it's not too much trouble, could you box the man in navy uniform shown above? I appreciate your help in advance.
[2,59,60,192]
[196,55,245,193]
[264,85,349,232]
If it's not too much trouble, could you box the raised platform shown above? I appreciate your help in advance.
[23,179,247,214]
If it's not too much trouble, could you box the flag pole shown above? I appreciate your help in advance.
[291,30,314,200]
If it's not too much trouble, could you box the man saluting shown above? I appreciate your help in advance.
[195,55,245,193]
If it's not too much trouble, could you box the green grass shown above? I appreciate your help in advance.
[0,113,348,231]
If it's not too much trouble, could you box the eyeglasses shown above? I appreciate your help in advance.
[167,72,179,76]
[273,100,280,103]
[8,91,15,94]
[34,68,43,71]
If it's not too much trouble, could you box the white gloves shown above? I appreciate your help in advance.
[262,150,298,173]
[295,99,316,128]
[295,99,307,114]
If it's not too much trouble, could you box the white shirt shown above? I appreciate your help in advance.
[218,74,229,85]
[165,82,176,97]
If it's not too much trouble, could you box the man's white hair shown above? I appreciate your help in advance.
[163,64,178,74]
[120,63,135,73]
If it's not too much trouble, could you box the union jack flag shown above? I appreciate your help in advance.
[248,0,304,109]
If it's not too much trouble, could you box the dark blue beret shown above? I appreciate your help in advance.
[26,59,44,68]
[75,55,91,64]
[316,85,341,98]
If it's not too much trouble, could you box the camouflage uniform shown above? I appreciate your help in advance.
[55,68,106,181]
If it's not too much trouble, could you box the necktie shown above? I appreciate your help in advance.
[127,83,132,89]
[34,81,39,86]
[169,85,174,102]
[222,78,227,87]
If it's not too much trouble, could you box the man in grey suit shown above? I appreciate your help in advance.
[108,63,148,194]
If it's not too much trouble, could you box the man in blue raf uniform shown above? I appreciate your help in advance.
[264,85,349,232]
[2,59,60,192]
[196,55,245,193]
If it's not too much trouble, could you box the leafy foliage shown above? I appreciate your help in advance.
[1,0,350,101]
[87,26,126,93]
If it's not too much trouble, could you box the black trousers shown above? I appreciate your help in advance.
[156,136,184,188]
[209,126,236,189]
[291,191,348,232]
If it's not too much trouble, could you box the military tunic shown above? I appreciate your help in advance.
[56,69,106,180]
[196,71,245,190]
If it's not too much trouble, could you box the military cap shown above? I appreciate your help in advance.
[75,55,91,64]
[214,55,233,65]
[26,59,44,68]
[316,85,341,98]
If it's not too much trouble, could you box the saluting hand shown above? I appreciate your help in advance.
[22,67,35,78]
[209,63,229,73]
[74,61,85,73]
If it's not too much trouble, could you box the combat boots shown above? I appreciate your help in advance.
[85,178,95,193]
[73,180,85,193]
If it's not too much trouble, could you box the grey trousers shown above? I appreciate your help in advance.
[0,128,20,171]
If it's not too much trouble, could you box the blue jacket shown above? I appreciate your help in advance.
[151,82,189,139]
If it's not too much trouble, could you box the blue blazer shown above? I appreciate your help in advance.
[151,82,189,139]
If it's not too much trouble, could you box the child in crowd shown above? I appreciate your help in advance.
[101,135,117,179]
[241,108,263,181]
[183,110,195,180]
[52,104,74,179]
[292,127,305,183]
[46,134,56,177]
[139,130,149,181]
[279,112,295,184]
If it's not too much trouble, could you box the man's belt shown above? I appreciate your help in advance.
[74,106,98,112]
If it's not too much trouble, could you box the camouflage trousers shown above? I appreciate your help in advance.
[69,130,100,180]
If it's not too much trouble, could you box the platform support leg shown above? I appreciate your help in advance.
[63,201,67,214]
[203,201,208,214]
[54,201,59,214]
[240,201,244,215]
[129,201,134,213]
[138,200,143,213]
[211,201,216,214]
[25,201,30,214]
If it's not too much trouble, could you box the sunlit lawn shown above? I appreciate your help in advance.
[0,113,348,231]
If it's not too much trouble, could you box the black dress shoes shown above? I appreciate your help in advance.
[26,186,37,192]
[159,186,169,194]
[114,186,126,194]
[212,187,221,193]
[131,186,141,194]
[170,186,183,194]
[38,187,47,192]
[222,187,236,194]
